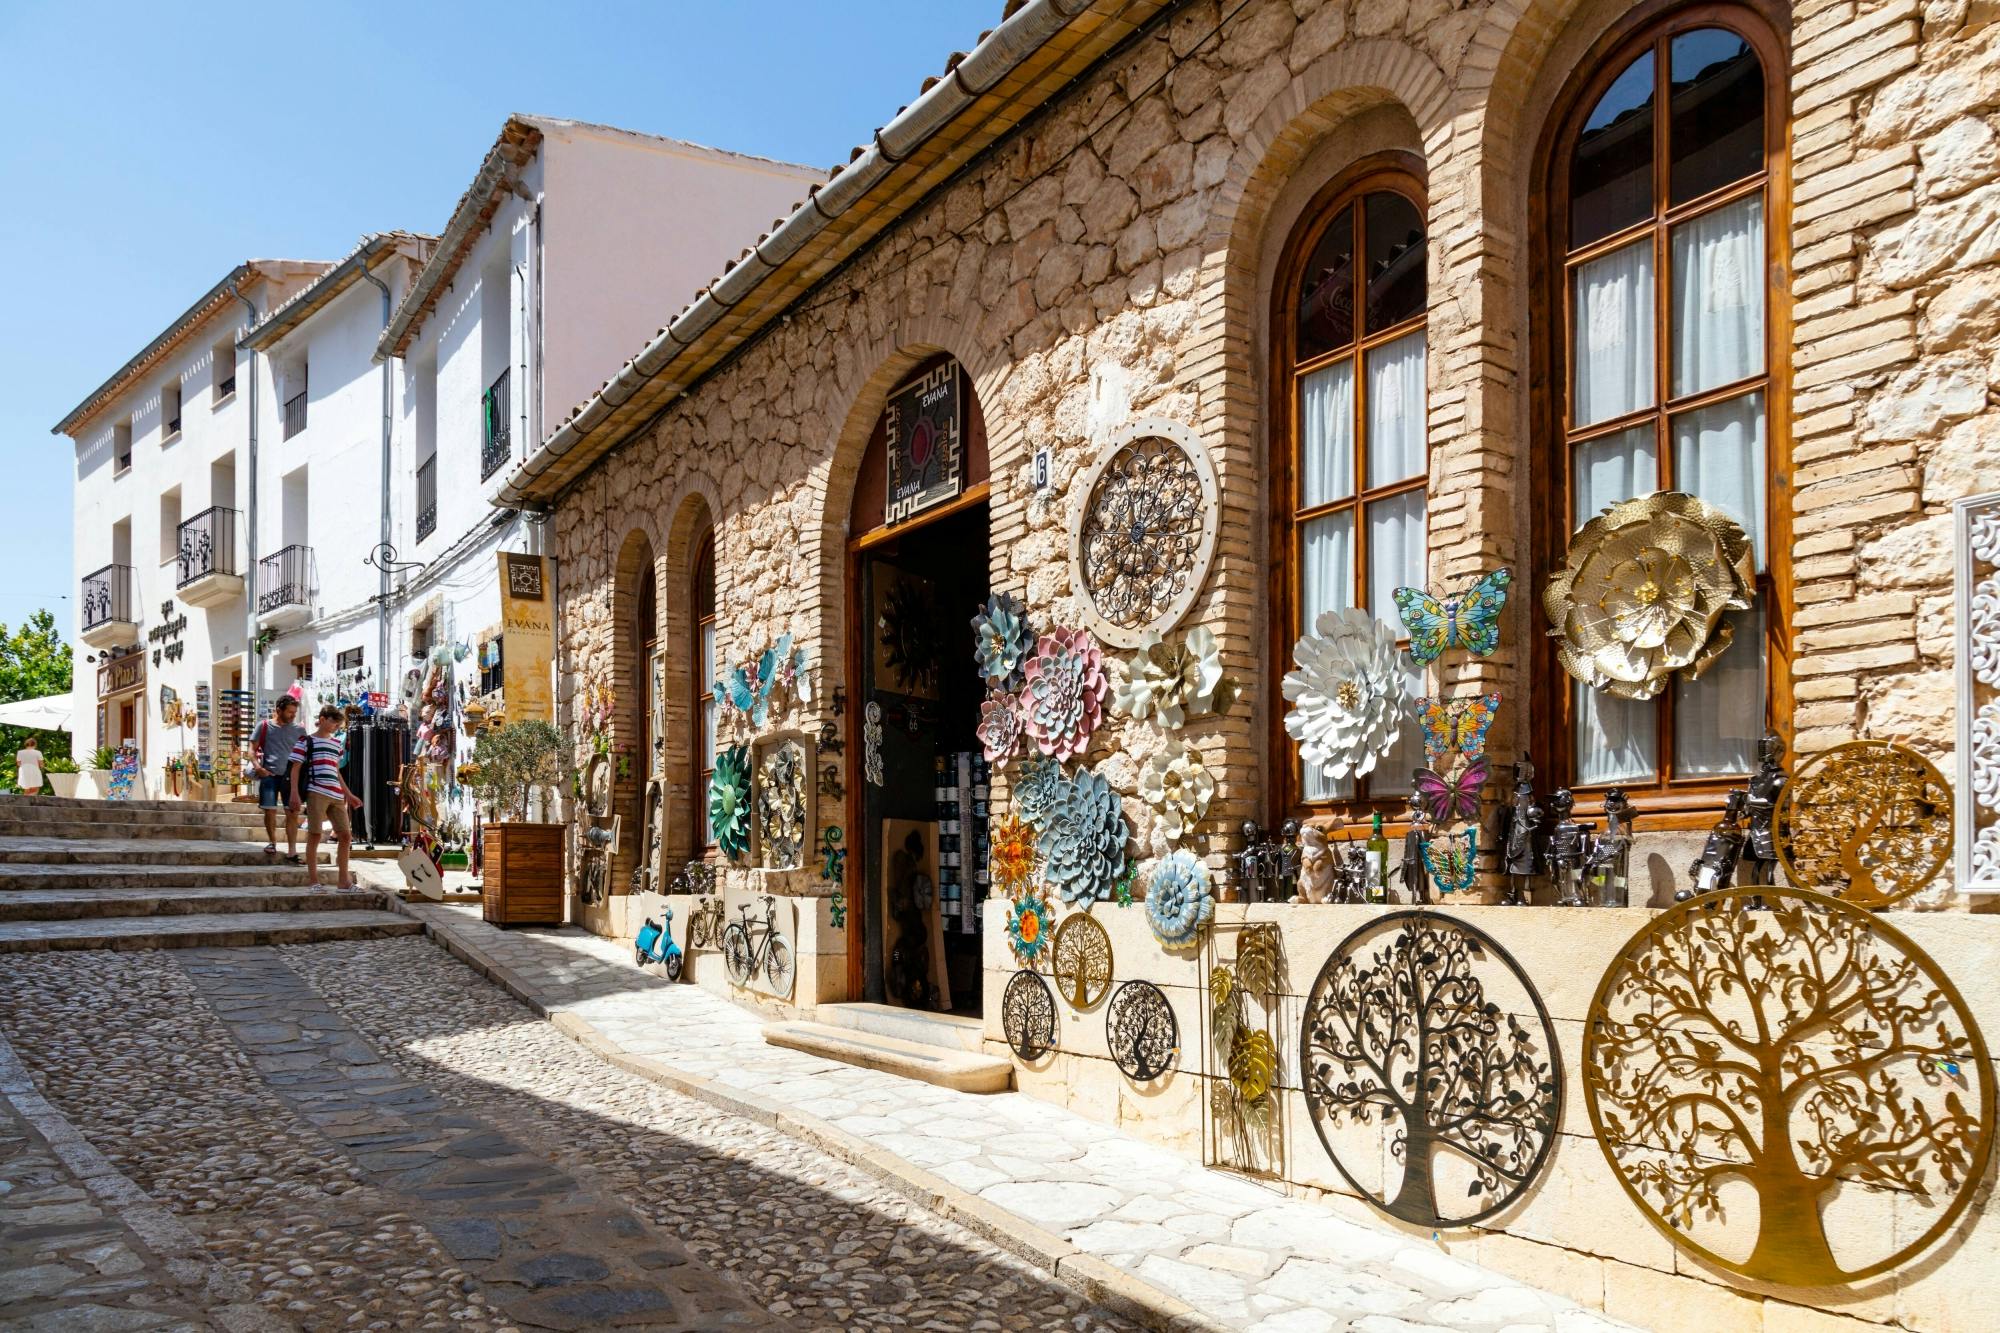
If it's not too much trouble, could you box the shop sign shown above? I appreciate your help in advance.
[884,361,962,524]
[97,651,145,698]
[148,600,188,667]
[499,552,554,723]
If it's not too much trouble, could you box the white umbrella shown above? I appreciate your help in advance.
[0,694,72,733]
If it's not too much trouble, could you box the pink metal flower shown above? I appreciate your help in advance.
[1019,628,1108,762]
[977,691,1025,765]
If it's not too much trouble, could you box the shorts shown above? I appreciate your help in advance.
[305,792,352,839]
[258,771,293,810]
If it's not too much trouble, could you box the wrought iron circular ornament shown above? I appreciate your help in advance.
[1050,910,1114,1009]
[1106,980,1178,1081]
[1775,740,1952,907]
[1069,418,1221,649]
[1003,969,1057,1061]
[1302,911,1561,1229]
[1584,887,1993,1286]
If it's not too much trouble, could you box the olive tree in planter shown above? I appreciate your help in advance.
[468,720,567,926]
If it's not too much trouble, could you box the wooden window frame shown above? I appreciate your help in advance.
[1268,151,1430,824]
[691,533,718,855]
[1531,1,1793,822]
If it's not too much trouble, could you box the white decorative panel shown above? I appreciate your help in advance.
[1956,492,2000,894]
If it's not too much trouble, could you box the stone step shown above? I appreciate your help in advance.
[0,864,318,891]
[0,805,271,834]
[0,885,388,923]
[0,817,265,843]
[761,1021,1013,1094]
[0,837,327,866]
[813,1001,988,1053]
[8,794,260,817]
[0,909,423,952]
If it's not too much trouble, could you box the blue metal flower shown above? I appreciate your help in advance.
[1015,755,1067,831]
[1145,850,1214,949]
[709,744,752,861]
[1007,891,1054,965]
[972,592,1037,692]
[1036,768,1127,907]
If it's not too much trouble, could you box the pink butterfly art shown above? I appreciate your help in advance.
[1411,755,1489,826]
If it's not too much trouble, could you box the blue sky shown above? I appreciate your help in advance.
[0,0,993,638]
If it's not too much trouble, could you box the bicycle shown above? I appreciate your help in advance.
[721,894,794,995]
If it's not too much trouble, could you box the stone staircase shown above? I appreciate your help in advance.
[0,795,420,952]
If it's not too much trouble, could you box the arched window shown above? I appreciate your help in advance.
[1539,11,1786,801]
[1272,156,1429,815]
[692,533,717,850]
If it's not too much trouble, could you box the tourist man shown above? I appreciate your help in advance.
[289,705,363,891]
[251,696,306,861]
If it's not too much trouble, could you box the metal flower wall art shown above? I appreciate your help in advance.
[976,691,1025,766]
[1019,628,1110,762]
[1036,768,1127,906]
[1145,850,1214,950]
[1543,491,1756,700]
[1014,755,1067,832]
[709,744,752,861]
[1006,891,1054,966]
[988,815,1039,898]
[1283,608,1410,783]
[713,633,812,728]
[1114,626,1231,731]
[971,592,1036,692]
[754,739,808,870]
[1139,740,1214,844]
[1585,889,1993,1285]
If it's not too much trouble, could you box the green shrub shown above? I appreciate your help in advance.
[467,720,565,821]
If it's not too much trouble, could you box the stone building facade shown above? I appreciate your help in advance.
[509,0,2000,1325]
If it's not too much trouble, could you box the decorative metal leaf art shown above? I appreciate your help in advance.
[1107,981,1179,1082]
[1139,740,1215,844]
[1283,608,1409,783]
[1544,490,1756,701]
[1114,626,1232,731]
[1302,912,1561,1228]
[976,690,1025,766]
[1144,850,1214,950]
[754,739,808,870]
[1585,888,1994,1285]
[1071,418,1221,648]
[1019,628,1110,762]
[880,576,946,696]
[1210,924,1286,1176]
[1051,911,1114,1009]
[1003,969,1057,1062]
[708,744,752,861]
[971,592,1036,692]
[1036,767,1127,906]
[1006,891,1054,966]
[1775,740,1952,908]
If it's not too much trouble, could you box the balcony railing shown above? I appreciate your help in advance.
[176,506,241,588]
[480,368,512,479]
[258,545,314,615]
[165,414,181,437]
[81,564,134,633]
[416,456,438,542]
[282,388,308,440]
[216,373,236,400]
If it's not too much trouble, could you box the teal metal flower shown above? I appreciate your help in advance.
[1007,891,1054,965]
[1145,850,1213,949]
[1015,755,1067,831]
[972,592,1037,692]
[709,744,752,861]
[1036,768,1127,907]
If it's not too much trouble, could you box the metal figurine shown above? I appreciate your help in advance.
[1498,754,1544,906]
[1276,819,1303,901]
[1738,731,1787,888]
[1398,791,1431,905]
[1681,788,1750,901]
[1586,787,1634,907]
[1547,788,1593,908]
[1231,820,1265,902]
[816,721,844,756]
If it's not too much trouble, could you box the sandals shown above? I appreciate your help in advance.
[264,843,277,856]
[283,854,304,866]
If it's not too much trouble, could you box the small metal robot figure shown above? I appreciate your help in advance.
[1738,731,1787,888]
[1682,788,1750,902]
[1399,791,1432,905]
[1586,787,1634,907]
[1546,788,1594,908]
[1231,820,1265,903]
[1498,754,1544,906]
[1276,819,1303,902]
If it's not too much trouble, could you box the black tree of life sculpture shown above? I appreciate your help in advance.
[1301,911,1561,1227]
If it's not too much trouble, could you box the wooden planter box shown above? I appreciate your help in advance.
[482,822,565,926]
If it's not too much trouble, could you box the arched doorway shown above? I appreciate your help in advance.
[845,353,990,1013]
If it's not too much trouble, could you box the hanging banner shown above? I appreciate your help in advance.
[884,361,962,524]
[499,553,554,723]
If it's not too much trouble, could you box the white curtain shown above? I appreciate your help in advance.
[1573,240,1655,428]
[1674,390,1767,570]
[1300,511,1355,802]
[700,622,718,842]
[1572,424,1659,784]
[1365,332,1426,487]
[1678,606,1763,776]
[1300,360,1355,509]
[1671,197,1764,399]
[1367,490,1427,619]
[1374,659,1425,797]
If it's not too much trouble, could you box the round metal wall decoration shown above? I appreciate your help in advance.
[1302,911,1561,1229]
[1775,740,1952,908]
[1050,910,1114,1009]
[1584,887,1993,1286]
[1003,969,1057,1061]
[1106,980,1178,1082]
[1069,417,1221,649]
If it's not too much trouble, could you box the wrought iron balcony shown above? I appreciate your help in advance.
[80,563,136,647]
[480,368,512,480]
[176,506,243,607]
[282,388,308,440]
[257,544,314,628]
[216,373,236,400]
[416,455,438,542]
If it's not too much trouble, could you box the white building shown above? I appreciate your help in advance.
[55,260,328,792]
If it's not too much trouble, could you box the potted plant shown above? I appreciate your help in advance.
[466,720,566,926]
[43,755,80,798]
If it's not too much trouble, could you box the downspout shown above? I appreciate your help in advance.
[358,255,394,677]
[230,283,260,713]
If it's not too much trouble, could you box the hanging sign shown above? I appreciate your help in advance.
[884,361,962,524]
[498,553,554,723]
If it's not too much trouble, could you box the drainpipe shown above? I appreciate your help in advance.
[358,256,394,678]
[230,283,260,714]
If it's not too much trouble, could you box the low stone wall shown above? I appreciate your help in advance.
[634,887,847,1018]
[981,899,2000,1331]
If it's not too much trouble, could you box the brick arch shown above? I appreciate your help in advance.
[658,484,719,870]
[598,526,660,903]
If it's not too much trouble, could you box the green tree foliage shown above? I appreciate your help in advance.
[467,720,565,821]
[0,610,74,788]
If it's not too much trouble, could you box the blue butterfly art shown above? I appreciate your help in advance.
[713,633,811,728]
[1392,569,1512,665]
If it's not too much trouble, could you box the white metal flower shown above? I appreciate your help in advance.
[1282,608,1408,783]
[1115,626,1227,731]
[1139,740,1215,843]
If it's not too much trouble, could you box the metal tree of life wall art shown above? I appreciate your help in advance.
[1584,888,1993,1286]
[884,360,962,524]
[1301,911,1561,1228]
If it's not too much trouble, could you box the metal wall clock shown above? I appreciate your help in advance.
[1106,980,1178,1081]
[1003,969,1057,1061]
[1302,911,1561,1229]
[1069,417,1220,649]
[1050,911,1114,1009]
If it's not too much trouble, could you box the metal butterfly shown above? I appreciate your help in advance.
[1420,828,1480,894]
[1412,755,1489,825]
[1393,569,1512,665]
[1415,693,1502,768]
